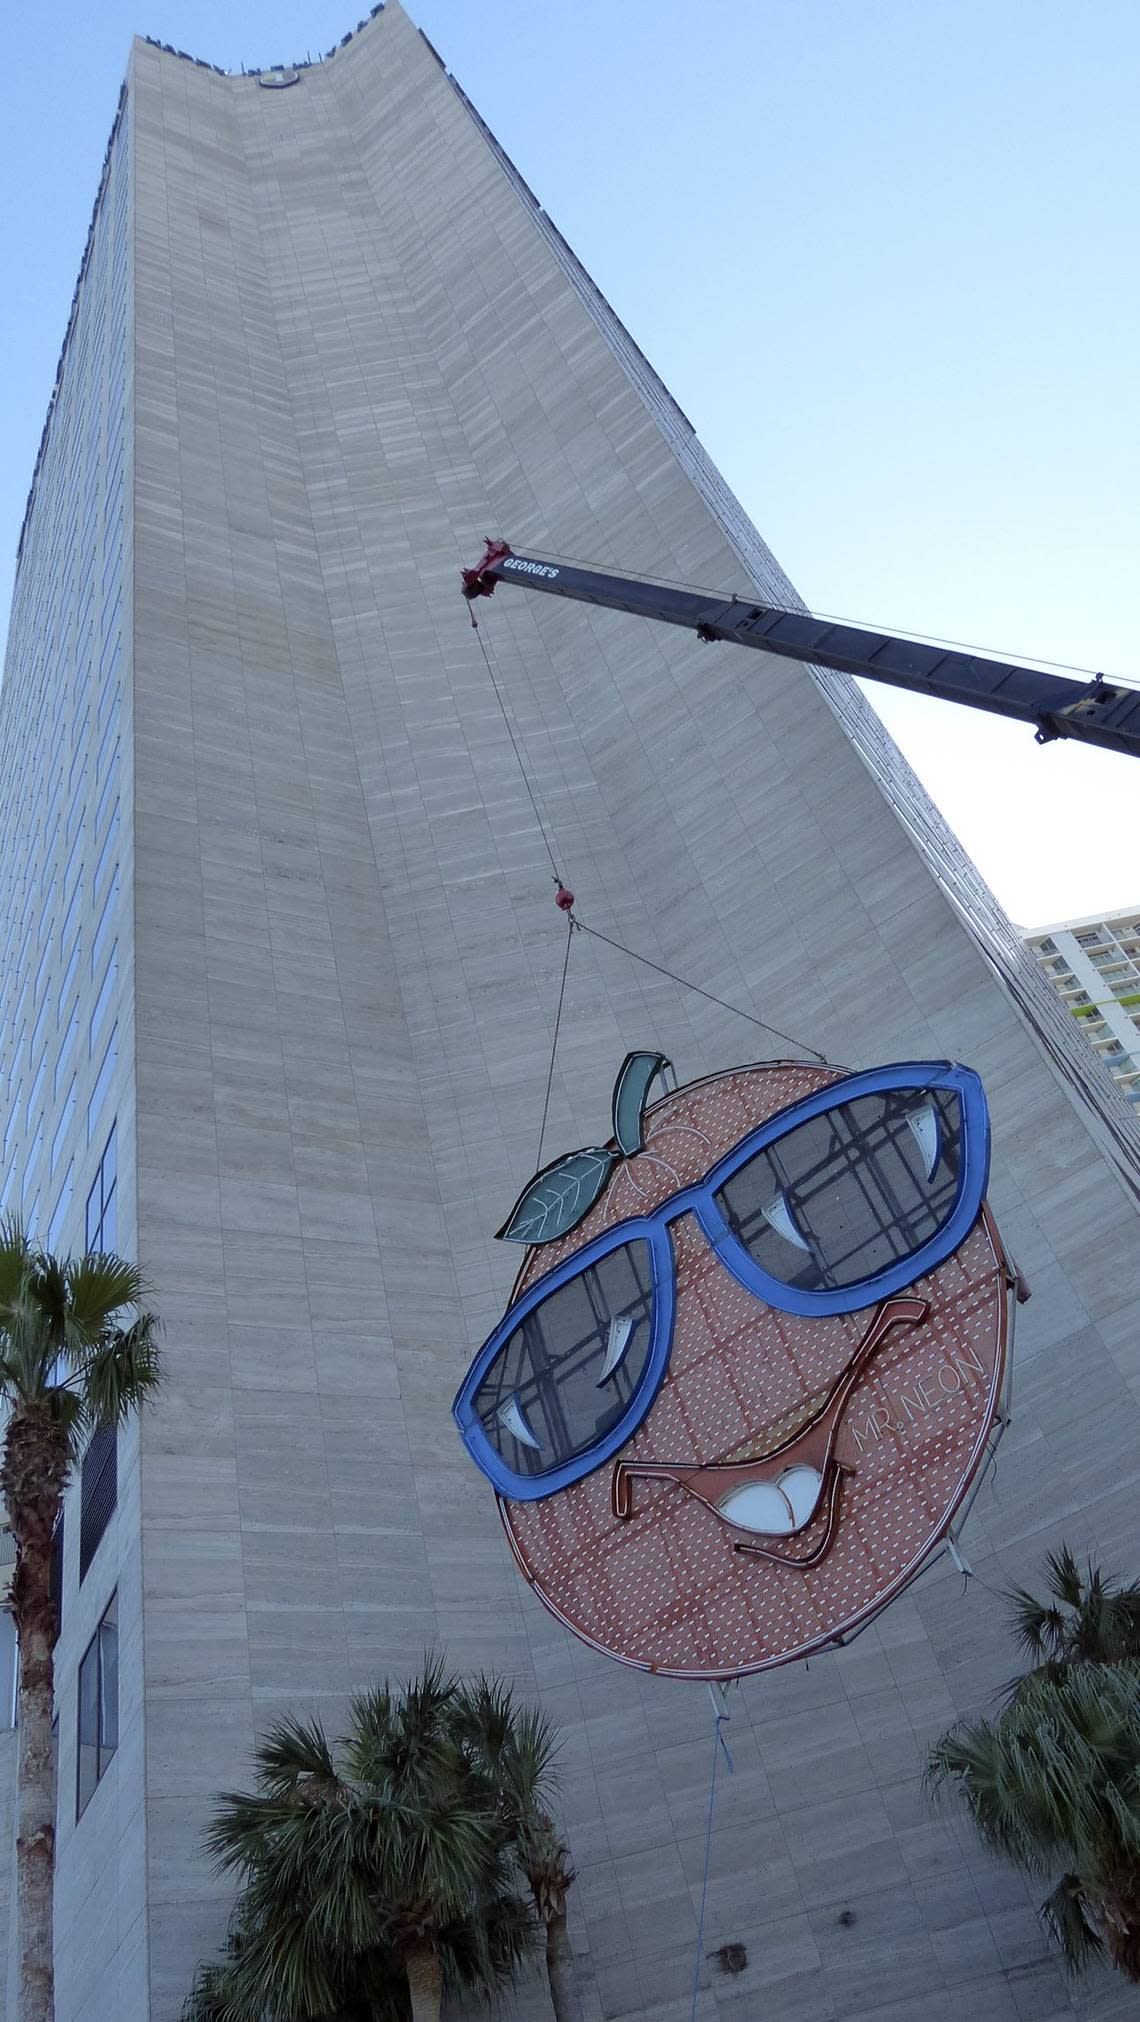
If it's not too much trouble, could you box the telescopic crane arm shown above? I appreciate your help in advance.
[461,540,1140,760]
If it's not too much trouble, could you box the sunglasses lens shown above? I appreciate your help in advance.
[714,1087,963,1293]
[472,1239,656,1482]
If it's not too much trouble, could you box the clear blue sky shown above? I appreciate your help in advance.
[3,0,1136,927]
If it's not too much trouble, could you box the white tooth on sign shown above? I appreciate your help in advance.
[778,1465,823,1527]
[498,1395,542,1451]
[717,1480,795,1534]
[597,1314,635,1383]
[907,1103,940,1180]
[762,1191,811,1253]
[717,1465,823,1536]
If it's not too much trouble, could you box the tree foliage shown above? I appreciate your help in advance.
[0,1215,162,2022]
[184,1657,582,2022]
[927,1548,1140,1982]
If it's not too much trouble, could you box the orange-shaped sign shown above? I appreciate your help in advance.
[454,1058,1015,1678]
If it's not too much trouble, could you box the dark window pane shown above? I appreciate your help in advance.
[76,1637,99,1817]
[473,1240,656,1478]
[98,1607,117,1766]
[716,1088,962,1292]
[76,1592,118,1820]
[79,1426,116,1582]
[84,1125,117,1254]
[84,1172,101,1251]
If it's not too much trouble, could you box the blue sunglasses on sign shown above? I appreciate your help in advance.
[452,1061,991,1503]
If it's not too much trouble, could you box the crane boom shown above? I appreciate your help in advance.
[461,540,1140,760]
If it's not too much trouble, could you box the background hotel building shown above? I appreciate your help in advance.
[1022,907,1140,1102]
[1,7,1138,2017]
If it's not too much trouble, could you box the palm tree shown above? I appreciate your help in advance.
[0,1216,162,2022]
[455,1678,582,2022]
[198,1659,536,2022]
[1004,1545,1140,1675]
[927,1547,1140,1983]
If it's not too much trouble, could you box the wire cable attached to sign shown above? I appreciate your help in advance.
[535,917,574,1169]
[570,914,831,1065]
[690,1688,734,2022]
[467,580,832,1075]
[471,620,563,886]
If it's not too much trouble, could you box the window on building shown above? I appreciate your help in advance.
[91,873,118,975]
[47,1163,74,1251]
[25,1057,46,1131]
[79,1426,116,1582]
[22,1123,43,1205]
[86,1029,117,1146]
[89,946,118,1055]
[54,1006,78,1098]
[57,933,81,1023]
[91,805,118,903]
[76,1593,117,1819]
[50,1083,76,1177]
[84,1126,117,1253]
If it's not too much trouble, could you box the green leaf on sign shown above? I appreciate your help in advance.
[496,1147,618,1246]
[611,1051,671,1157]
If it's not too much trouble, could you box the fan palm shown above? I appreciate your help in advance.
[927,1548,1140,1982]
[1004,1544,1140,1677]
[455,1678,582,2022]
[197,1658,536,2022]
[0,1216,162,2022]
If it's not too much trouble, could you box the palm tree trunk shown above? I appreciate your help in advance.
[2,1408,67,2022]
[1102,1892,1140,1982]
[404,1941,443,2022]
[545,1911,582,2022]
[16,1609,55,2022]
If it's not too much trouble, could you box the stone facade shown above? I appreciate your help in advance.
[4,6,1139,2017]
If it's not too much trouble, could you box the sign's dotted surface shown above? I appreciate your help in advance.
[501,1063,1009,1678]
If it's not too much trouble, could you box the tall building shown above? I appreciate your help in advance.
[1,8,1138,2017]
[1022,907,1140,1101]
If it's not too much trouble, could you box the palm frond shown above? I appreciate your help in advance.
[929,1548,1140,1988]
[1007,1584,1066,1665]
[1039,1874,1104,1974]
[1044,1544,1087,1612]
[253,1714,341,1792]
[67,1312,163,1429]
[192,1656,554,2018]
[440,1888,536,2002]
[0,1219,34,1317]
[64,1252,149,1336]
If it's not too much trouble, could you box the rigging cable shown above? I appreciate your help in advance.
[690,1693,734,2022]
[535,917,574,1169]
[472,617,563,885]
[571,914,830,1065]
[467,587,831,1073]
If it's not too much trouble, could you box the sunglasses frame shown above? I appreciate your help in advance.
[453,1060,990,1502]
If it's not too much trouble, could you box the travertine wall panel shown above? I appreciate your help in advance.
[22,7,1137,2018]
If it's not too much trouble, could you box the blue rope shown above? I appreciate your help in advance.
[689,1705,733,2022]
